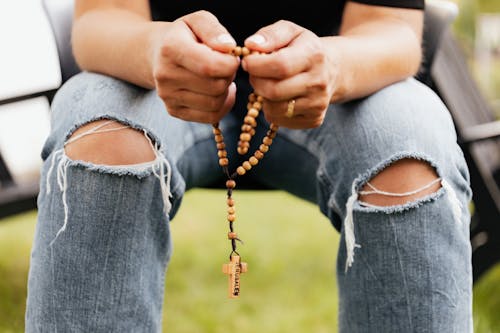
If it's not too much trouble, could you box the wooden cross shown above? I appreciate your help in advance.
[222,255,248,298]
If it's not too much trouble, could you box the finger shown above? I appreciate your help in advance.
[263,110,325,129]
[263,98,311,119]
[170,89,229,113]
[163,66,235,96]
[167,105,227,124]
[163,21,239,78]
[263,109,326,129]
[181,10,237,53]
[242,32,323,79]
[166,83,236,124]
[244,20,304,53]
[250,72,311,101]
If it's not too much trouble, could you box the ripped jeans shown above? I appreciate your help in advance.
[25,72,473,332]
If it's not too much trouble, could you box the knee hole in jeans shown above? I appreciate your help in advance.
[64,119,156,165]
[358,158,442,207]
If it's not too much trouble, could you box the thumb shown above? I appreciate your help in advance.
[181,10,236,53]
[245,20,304,53]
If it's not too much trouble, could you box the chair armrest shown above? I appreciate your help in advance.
[460,120,500,145]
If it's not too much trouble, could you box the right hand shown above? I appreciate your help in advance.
[152,10,240,124]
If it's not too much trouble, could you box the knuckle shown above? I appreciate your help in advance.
[166,105,181,117]
[313,99,329,113]
[307,119,323,129]
[263,85,281,101]
[198,59,219,77]
[275,61,292,78]
[153,68,169,81]
[206,96,224,112]
[157,88,170,101]
[306,76,328,92]
[209,79,229,96]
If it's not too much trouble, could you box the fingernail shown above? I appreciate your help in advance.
[247,34,266,45]
[216,33,236,45]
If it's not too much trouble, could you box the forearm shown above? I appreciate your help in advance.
[72,9,168,89]
[326,18,422,103]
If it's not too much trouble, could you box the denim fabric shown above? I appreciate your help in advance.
[25,71,473,332]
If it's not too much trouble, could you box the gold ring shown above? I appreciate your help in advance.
[285,99,295,118]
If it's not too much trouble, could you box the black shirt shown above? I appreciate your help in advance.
[149,0,424,44]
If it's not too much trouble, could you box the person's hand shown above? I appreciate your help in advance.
[152,11,240,124]
[242,20,337,129]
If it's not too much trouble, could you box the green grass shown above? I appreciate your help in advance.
[0,190,339,332]
[1,189,499,332]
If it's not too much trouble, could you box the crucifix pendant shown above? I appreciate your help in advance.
[222,255,248,298]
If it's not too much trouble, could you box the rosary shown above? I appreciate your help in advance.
[215,46,295,298]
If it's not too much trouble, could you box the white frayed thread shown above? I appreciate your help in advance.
[344,182,361,273]
[359,177,442,197]
[64,120,129,146]
[48,120,128,246]
[46,149,70,247]
[345,176,448,272]
[441,179,462,224]
[46,121,173,246]
[144,130,173,215]
[46,149,63,194]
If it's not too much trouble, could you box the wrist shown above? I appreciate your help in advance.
[323,36,349,104]
[147,21,172,89]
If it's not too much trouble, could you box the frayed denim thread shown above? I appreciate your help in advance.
[341,152,463,272]
[46,120,174,247]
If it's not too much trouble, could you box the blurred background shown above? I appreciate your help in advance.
[0,0,499,332]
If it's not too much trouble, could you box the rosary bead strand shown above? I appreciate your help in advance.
[217,45,280,298]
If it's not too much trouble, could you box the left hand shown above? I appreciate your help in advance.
[242,20,337,129]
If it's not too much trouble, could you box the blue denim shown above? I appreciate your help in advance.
[25,71,473,332]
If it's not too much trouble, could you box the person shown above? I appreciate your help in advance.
[25,0,473,331]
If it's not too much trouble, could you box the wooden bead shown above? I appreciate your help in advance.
[219,158,229,166]
[257,95,264,103]
[263,136,273,146]
[247,102,254,110]
[259,144,269,153]
[250,129,256,136]
[254,150,264,160]
[270,123,279,131]
[239,141,250,149]
[228,206,236,214]
[241,47,250,56]
[237,166,246,175]
[218,150,227,158]
[243,161,252,170]
[244,116,257,126]
[227,198,235,206]
[232,46,242,57]
[249,93,257,102]
[241,124,253,132]
[228,214,236,222]
[240,133,251,142]
[228,232,238,239]
[249,156,259,166]
[247,108,259,118]
[226,179,236,189]
[212,127,221,135]
[267,130,277,139]
[216,142,226,150]
[237,147,248,155]
[215,134,224,143]
[253,101,262,110]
